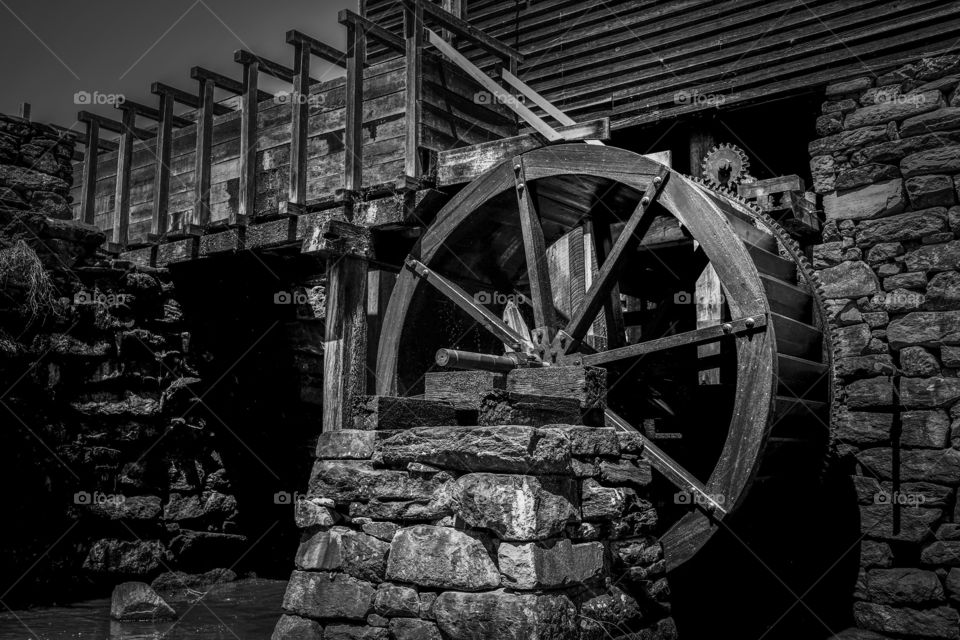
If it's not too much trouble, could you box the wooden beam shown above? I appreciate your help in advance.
[436,118,611,186]
[339,9,404,53]
[234,49,296,83]
[287,42,312,208]
[500,68,605,146]
[690,126,722,385]
[193,77,215,226]
[79,119,99,225]
[413,0,523,64]
[583,315,766,366]
[565,168,671,347]
[426,30,561,142]
[404,0,425,180]
[343,20,366,197]
[112,106,136,246]
[286,29,347,67]
[366,269,396,392]
[323,256,368,432]
[77,110,153,139]
[587,214,626,350]
[514,158,556,338]
[151,92,175,236]
[152,82,234,115]
[192,65,272,101]
[17,102,30,120]
[237,59,259,221]
[118,99,192,128]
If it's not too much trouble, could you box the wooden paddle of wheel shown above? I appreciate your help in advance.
[376,145,828,570]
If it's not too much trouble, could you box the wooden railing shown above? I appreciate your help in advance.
[67,1,526,253]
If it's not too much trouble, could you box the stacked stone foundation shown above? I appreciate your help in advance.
[274,418,675,640]
[813,54,960,639]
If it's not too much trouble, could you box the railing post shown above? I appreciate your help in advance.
[193,76,215,227]
[151,91,175,236]
[238,59,260,221]
[403,0,424,182]
[343,20,366,204]
[79,117,99,225]
[112,105,136,247]
[289,43,311,208]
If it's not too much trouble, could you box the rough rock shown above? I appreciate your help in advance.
[498,539,605,588]
[926,271,960,310]
[857,208,947,245]
[835,411,892,444]
[582,479,628,520]
[845,377,894,408]
[866,568,945,604]
[150,568,236,592]
[433,590,577,640]
[853,601,959,639]
[844,90,940,129]
[110,582,176,621]
[902,107,960,137]
[83,539,169,575]
[858,446,960,483]
[272,614,323,640]
[900,376,960,408]
[282,570,374,620]
[323,625,389,640]
[449,473,579,541]
[889,312,960,348]
[903,145,960,177]
[316,430,378,459]
[907,174,957,208]
[834,164,901,190]
[308,461,440,503]
[819,261,880,298]
[901,347,941,376]
[389,619,442,640]
[859,504,942,542]
[901,410,951,448]
[375,583,420,617]
[385,525,499,590]
[824,179,905,221]
[904,241,960,273]
[295,526,390,582]
[861,541,894,568]
[375,425,571,474]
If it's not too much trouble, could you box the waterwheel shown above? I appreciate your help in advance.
[376,144,832,570]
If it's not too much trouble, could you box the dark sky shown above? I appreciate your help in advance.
[0,0,351,134]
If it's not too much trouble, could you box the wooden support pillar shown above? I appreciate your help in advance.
[587,213,626,350]
[403,0,424,181]
[289,43,311,207]
[343,21,366,202]
[112,106,136,247]
[324,254,369,432]
[79,118,99,225]
[17,103,30,121]
[238,59,260,221]
[193,77,215,227]
[689,125,722,384]
[366,268,396,392]
[151,91,175,236]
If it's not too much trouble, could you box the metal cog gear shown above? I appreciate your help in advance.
[701,143,751,190]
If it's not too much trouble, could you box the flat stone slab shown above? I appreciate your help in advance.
[434,590,577,640]
[376,425,571,474]
[498,539,605,589]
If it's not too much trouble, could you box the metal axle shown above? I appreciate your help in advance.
[434,348,544,372]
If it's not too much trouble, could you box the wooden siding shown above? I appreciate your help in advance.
[364,0,960,129]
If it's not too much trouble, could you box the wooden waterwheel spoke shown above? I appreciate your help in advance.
[582,314,767,367]
[606,410,727,515]
[564,167,670,349]
[588,216,626,349]
[405,258,533,352]
[514,158,556,334]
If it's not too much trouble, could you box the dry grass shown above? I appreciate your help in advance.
[0,240,58,319]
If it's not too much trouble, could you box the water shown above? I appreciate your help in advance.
[0,579,286,639]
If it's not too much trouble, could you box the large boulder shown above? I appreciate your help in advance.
[272,614,323,640]
[110,582,176,621]
[819,261,879,298]
[853,601,959,639]
[498,539,605,588]
[434,590,577,640]
[866,568,945,605]
[449,474,579,541]
[386,525,499,590]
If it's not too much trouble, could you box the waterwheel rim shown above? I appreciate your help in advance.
[377,144,781,570]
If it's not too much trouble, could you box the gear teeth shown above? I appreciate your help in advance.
[683,174,839,451]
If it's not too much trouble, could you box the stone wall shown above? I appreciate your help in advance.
[0,112,248,603]
[812,55,960,639]
[273,422,675,640]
